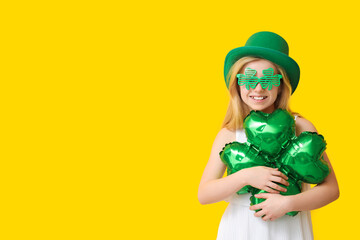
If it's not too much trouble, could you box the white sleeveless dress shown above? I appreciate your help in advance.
[216,116,314,240]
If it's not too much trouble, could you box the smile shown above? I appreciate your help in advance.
[250,96,268,100]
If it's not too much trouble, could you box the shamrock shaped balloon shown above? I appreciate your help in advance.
[219,109,330,216]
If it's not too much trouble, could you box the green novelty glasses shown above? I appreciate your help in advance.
[237,68,282,90]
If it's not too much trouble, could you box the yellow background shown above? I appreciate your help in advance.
[0,0,357,239]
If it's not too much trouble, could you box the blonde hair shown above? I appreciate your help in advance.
[221,56,297,131]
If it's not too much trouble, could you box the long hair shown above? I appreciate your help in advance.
[221,57,297,131]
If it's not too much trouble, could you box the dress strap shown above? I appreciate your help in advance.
[236,129,247,143]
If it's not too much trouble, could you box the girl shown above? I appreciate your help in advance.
[198,31,339,240]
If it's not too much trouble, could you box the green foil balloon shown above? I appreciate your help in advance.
[220,142,271,194]
[279,132,329,184]
[219,109,330,217]
[244,109,295,156]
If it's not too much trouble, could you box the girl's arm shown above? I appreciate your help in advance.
[198,128,289,205]
[250,117,340,221]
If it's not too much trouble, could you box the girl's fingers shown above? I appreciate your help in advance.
[268,182,287,192]
[264,186,279,194]
[254,209,266,218]
[270,176,289,186]
[250,203,262,210]
[255,193,269,199]
[271,170,288,180]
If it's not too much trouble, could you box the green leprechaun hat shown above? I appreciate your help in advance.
[224,31,300,94]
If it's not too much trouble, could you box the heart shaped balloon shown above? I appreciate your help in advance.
[279,132,329,184]
[244,108,295,156]
[219,109,330,216]
[220,142,271,194]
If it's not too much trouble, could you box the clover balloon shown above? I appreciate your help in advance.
[219,109,330,216]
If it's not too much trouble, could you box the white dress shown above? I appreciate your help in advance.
[216,116,314,240]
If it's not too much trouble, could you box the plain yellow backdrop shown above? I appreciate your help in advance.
[0,0,357,239]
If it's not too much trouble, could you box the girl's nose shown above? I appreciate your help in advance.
[254,82,264,91]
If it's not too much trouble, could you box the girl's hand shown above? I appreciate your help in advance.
[249,193,292,221]
[242,167,289,193]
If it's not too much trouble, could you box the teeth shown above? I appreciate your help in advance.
[253,96,266,100]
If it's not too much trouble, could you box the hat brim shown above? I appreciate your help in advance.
[224,46,300,94]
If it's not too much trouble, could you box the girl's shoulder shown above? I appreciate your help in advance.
[294,114,318,136]
[209,128,236,158]
[214,127,236,146]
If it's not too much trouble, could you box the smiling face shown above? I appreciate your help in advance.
[239,59,281,113]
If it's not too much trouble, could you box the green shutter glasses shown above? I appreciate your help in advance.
[237,68,282,90]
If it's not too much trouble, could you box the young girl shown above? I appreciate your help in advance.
[198,31,339,240]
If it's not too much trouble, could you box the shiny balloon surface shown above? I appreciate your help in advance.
[244,109,295,156]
